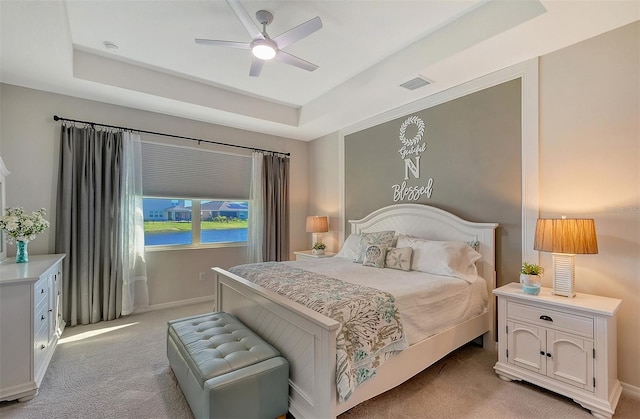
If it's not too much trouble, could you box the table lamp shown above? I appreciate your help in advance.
[305,215,328,248]
[534,217,598,297]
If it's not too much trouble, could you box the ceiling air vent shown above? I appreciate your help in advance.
[400,76,432,91]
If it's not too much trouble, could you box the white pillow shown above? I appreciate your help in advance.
[334,234,361,259]
[396,235,481,277]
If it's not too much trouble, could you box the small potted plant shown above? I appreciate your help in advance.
[520,261,544,295]
[311,242,326,255]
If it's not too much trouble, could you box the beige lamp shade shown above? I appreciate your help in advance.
[534,218,598,298]
[306,216,328,233]
[534,218,598,254]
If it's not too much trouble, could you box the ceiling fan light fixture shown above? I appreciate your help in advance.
[251,39,276,60]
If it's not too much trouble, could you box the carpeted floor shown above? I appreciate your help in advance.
[1,302,638,419]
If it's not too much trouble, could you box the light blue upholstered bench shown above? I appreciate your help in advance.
[167,311,289,419]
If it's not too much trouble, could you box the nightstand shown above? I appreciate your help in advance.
[493,283,622,419]
[293,250,336,261]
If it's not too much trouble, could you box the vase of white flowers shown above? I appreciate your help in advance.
[0,207,50,263]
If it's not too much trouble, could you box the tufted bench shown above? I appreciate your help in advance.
[167,311,289,419]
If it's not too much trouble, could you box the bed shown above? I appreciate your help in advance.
[212,203,498,418]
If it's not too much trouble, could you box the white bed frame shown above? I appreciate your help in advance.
[212,203,498,418]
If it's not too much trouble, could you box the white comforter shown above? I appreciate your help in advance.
[283,256,488,345]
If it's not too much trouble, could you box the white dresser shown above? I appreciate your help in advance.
[493,283,621,419]
[0,254,66,402]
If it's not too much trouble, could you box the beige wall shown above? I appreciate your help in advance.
[308,131,341,252]
[539,21,639,388]
[0,84,309,306]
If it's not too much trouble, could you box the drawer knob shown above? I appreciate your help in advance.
[49,309,53,312]
[41,315,46,321]
[539,315,553,322]
[40,344,46,350]
[540,351,545,356]
[41,289,46,294]
[546,353,552,358]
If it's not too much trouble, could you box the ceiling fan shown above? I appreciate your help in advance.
[196,0,323,77]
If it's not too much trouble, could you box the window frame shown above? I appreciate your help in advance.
[143,197,248,252]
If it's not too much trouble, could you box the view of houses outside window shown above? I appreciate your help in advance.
[143,198,248,247]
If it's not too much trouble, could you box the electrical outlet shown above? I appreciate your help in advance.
[199,272,206,281]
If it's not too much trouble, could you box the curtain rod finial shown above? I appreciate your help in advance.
[53,115,60,121]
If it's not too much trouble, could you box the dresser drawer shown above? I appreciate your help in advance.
[34,276,49,308]
[34,297,49,331]
[34,317,50,372]
[507,301,594,338]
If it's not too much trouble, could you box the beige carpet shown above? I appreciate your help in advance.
[1,302,638,419]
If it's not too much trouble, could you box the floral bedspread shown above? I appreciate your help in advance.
[229,262,408,402]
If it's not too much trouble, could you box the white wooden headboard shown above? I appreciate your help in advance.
[349,203,499,283]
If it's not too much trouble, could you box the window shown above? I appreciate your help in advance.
[143,198,248,247]
[200,200,248,244]
[140,142,252,249]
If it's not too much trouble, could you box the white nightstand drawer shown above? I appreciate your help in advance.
[507,301,593,338]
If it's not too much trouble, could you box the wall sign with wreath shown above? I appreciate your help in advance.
[391,115,434,202]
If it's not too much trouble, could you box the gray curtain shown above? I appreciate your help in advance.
[263,154,290,261]
[55,125,124,326]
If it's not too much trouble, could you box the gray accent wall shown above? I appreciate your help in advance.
[345,79,522,285]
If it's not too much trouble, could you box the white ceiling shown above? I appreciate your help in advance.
[1,1,638,141]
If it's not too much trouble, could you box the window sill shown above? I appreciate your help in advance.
[144,242,247,252]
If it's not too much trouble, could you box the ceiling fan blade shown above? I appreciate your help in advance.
[273,16,322,49]
[226,0,264,40]
[274,51,318,72]
[249,56,264,77]
[195,39,250,49]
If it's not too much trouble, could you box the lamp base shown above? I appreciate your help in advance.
[552,253,576,297]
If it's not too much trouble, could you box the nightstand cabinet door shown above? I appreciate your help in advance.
[547,331,594,391]
[507,321,546,374]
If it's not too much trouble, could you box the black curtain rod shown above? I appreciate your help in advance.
[52,115,290,157]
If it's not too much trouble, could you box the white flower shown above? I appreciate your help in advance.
[0,207,50,244]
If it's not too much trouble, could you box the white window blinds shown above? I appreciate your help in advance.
[141,142,251,199]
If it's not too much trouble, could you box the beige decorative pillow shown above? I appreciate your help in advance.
[362,245,387,268]
[353,230,395,263]
[385,247,413,271]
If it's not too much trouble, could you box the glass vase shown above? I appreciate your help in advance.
[16,240,28,263]
[521,274,541,295]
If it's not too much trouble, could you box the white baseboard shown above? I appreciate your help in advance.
[135,295,215,314]
[621,381,640,401]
